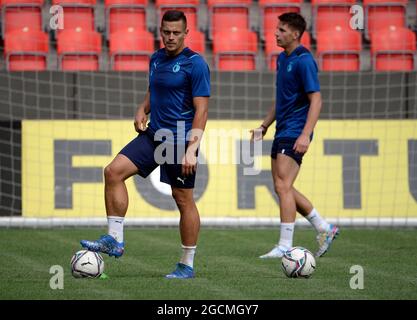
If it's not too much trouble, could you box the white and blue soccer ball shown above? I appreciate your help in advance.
[71,250,104,278]
[281,246,316,278]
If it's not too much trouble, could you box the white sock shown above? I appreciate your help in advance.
[180,245,196,268]
[278,222,294,250]
[107,216,124,244]
[305,208,330,233]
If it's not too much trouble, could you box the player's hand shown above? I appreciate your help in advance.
[293,133,310,154]
[134,107,148,132]
[250,126,267,141]
[181,150,197,176]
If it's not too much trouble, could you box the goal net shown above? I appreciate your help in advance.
[0,0,416,227]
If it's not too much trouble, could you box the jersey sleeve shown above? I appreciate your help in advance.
[298,55,320,93]
[148,52,157,87]
[190,56,211,97]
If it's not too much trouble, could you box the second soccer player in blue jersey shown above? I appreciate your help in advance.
[251,12,339,258]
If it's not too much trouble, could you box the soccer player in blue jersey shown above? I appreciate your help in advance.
[251,13,339,258]
[80,10,210,279]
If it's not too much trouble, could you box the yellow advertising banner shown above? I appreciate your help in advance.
[22,120,417,218]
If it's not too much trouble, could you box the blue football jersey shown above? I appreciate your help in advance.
[275,45,320,139]
[148,47,210,144]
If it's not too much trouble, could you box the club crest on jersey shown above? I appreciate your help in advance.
[287,62,293,72]
[172,63,181,73]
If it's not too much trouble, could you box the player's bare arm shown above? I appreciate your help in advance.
[250,104,276,141]
[293,91,322,154]
[134,90,150,132]
[182,96,209,176]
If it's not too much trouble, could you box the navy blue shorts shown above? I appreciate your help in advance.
[119,130,196,189]
[271,138,304,166]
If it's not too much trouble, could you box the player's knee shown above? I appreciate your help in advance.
[274,179,291,196]
[104,164,121,183]
[172,189,192,209]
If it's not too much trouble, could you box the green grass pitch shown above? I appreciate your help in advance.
[0,228,416,300]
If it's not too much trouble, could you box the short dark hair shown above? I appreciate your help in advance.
[161,10,187,29]
[278,12,306,39]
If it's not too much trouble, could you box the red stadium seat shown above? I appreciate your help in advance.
[156,0,199,30]
[52,0,96,33]
[311,0,356,37]
[1,0,43,37]
[208,0,252,38]
[371,26,416,71]
[316,26,362,71]
[109,30,154,71]
[363,0,407,39]
[57,29,101,71]
[311,0,356,5]
[213,27,258,71]
[105,0,147,37]
[156,0,198,4]
[259,0,302,39]
[184,29,205,54]
[4,29,49,71]
[159,28,206,54]
[264,31,311,70]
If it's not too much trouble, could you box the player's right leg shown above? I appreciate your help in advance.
[260,151,300,259]
[162,162,199,279]
[81,131,158,258]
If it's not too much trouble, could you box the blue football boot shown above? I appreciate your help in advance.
[165,263,195,279]
[80,234,124,258]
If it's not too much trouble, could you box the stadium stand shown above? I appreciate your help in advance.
[371,25,416,71]
[364,0,408,39]
[105,0,148,38]
[207,0,252,38]
[212,27,258,70]
[109,29,154,71]
[1,0,44,37]
[52,0,96,33]
[57,28,102,70]
[0,0,416,71]
[4,28,49,70]
[317,25,362,71]
[311,0,356,37]
[183,28,206,54]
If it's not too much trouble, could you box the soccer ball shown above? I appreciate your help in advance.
[71,250,104,278]
[281,246,316,278]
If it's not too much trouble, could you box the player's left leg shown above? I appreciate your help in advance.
[165,187,199,279]
[81,131,159,258]
[80,154,139,258]
[293,189,340,257]
[294,188,330,233]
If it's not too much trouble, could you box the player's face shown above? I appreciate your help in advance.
[160,20,188,56]
[275,21,300,49]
